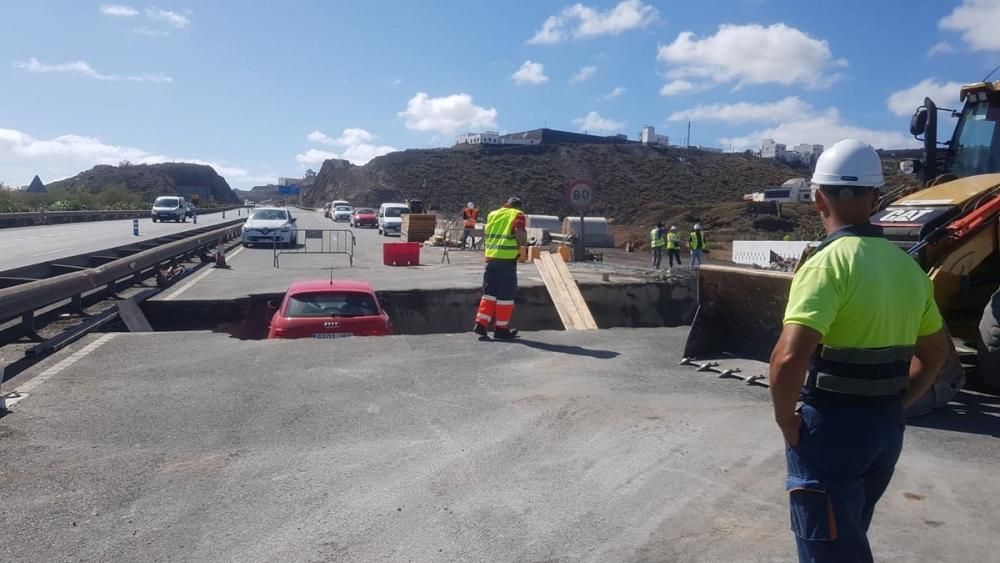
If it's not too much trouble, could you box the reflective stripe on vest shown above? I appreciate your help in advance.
[484,207,521,260]
[802,223,911,398]
[666,232,679,249]
[650,228,665,248]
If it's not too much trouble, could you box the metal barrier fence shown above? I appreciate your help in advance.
[273,229,355,268]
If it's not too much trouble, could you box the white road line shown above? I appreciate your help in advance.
[3,334,117,408]
[30,248,68,257]
[163,245,245,301]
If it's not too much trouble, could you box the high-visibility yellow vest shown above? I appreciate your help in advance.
[650,228,665,248]
[484,207,522,260]
[689,231,706,250]
[666,231,679,249]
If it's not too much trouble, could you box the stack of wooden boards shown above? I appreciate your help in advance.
[533,251,598,330]
[401,213,437,242]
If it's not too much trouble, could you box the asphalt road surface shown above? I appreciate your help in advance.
[0,209,243,272]
[2,328,997,562]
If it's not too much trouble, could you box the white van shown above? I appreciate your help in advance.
[377,202,409,236]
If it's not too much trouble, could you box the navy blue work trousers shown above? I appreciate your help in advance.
[785,399,905,563]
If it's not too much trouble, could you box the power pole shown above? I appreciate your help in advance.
[687,121,692,148]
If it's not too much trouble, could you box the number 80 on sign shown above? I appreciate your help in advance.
[565,179,595,211]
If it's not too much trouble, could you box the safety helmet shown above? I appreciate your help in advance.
[467,202,474,208]
[810,138,884,188]
[693,223,702,230]
[669,225,676,231]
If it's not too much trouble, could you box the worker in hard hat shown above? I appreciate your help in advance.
[649,222,666,269]
[461,202,479,250]
[666,225,682,268]
[473,197,526,339]
[768,139,950,562]
[688,223,706,269]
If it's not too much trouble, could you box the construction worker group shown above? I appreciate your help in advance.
[650,222,705,269]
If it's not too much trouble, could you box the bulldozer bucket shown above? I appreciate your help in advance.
[683,265,794,362]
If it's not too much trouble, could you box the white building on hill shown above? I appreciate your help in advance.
[761,138,786,159]
[456,131,502,145]
[639,125,668,146]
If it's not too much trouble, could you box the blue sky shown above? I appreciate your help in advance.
[2,0,999,189]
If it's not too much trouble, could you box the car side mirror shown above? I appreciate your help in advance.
[910,107,928,136]
[266,300,279,311]
[290,217,297,223]
[899,159,922,175]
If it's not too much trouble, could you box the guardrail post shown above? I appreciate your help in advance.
[71,293,85,314]
[133,218,140,237]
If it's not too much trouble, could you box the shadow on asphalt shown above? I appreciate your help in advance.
[500,338,621,359]
[908,390,1000,438]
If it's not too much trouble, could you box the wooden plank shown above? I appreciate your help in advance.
[535,252,586,330]
[549,254,598,329]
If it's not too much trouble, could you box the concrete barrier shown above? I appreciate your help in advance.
[731,240,810,267]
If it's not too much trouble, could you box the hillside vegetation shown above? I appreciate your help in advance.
[36,162,240,210]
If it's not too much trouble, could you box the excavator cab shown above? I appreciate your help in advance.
[684,81,1000,400]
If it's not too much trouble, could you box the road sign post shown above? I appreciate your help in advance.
[565,179,595,262]
[132,218,139,237]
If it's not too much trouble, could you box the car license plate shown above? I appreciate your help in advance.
[313,333,353,339]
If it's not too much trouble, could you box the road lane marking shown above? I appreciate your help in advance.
[30,248,68,257]
[163,245,245,301]
[3,334,118,408]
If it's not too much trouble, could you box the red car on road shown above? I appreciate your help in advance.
[267,280,391,339]
[350,207,377,228]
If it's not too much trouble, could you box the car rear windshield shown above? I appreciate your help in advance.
[286,292,380,317]
[383,207,406,218]
[154,197,179,207]
[251,209,289,221]
[335,206,351,211]
[356,208,375,214]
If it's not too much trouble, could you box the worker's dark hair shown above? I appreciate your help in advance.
[818,185,878,201]
[656,221,664,228]
[507,196,523,209]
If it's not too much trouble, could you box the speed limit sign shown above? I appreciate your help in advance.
[566,179,594,211]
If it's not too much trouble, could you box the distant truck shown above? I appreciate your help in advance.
[742,178,812,204]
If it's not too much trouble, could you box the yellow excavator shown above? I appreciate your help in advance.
[685,80,1000,412]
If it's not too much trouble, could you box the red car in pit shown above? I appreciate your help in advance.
[266,280,391,339]
[350,207,377,228]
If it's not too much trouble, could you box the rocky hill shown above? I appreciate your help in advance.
[307,144,800,222]
[46,162,241,205]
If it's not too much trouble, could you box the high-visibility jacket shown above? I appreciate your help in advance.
[484,207,522,260]
[784,224,942,397]
[650,228,665,248]
[689,231,707,250]
[463,207,478,228]
[666,231,680,250]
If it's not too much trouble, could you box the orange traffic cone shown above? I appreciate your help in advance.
[213,239,229,268]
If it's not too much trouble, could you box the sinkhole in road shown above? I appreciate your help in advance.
[135,281,697,339]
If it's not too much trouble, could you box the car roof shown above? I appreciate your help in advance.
[381,202,408,207]
[287,280,375,293]
[251,206,288,212]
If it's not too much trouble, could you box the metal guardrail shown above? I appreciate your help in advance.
[0,219,245,330]
[273,229,355,268]
[0,205,244,228]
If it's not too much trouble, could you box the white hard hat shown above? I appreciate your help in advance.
[810,138,884,188]
[693,223,702,230]
[467,202,474,208]
[669,225,677,231]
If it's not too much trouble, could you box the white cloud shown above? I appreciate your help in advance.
[940,0,1000,51]
[718,108,917,152]
[0,127,271,189]
[299,128,397,166]
[668,96,813,124]
[657,23,846,94]
[527,0,658,44]
[13,57,172,83]
[572,111,624,133]
[512,60,549,85]
[603,86,626,100]
[927,41,955,56]
[146,8,190,29]
[399,92,498,135]
[659,79,699,96]
[887,79,963,117]
[100,4,138,17]
[570,65,597,84]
